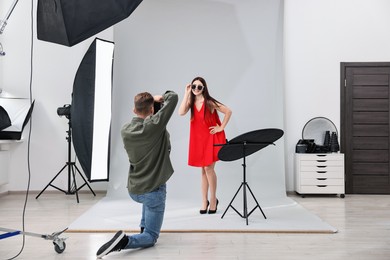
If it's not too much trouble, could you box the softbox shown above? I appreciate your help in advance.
[0,106,11,131]
[71,38,114,182]
[37,0,143,47]
[0,99,35,140]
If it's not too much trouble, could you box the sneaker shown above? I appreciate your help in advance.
[96,230,129,258]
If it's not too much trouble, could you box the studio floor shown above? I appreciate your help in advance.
[1,192,390,260]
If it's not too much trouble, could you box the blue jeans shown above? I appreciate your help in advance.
[125,184,166,249]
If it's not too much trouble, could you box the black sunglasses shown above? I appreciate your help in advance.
[191,84,204,91]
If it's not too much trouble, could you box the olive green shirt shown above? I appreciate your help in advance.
[121,91,178,194]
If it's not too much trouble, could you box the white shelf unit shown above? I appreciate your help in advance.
[294,153,345,198]
[0,140,22,186]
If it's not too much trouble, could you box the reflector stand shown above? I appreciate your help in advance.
[217,128,284,225]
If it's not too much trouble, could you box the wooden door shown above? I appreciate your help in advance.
[341,62,390,194]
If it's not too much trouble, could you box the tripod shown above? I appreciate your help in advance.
[221,142,267,225]
[218,128,284,225]
[36,119,96,203]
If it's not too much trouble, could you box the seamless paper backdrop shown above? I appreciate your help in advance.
[108,0,285,203]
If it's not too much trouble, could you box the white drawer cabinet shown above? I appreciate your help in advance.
[294,153,345,198]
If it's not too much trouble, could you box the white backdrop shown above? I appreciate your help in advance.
[107,0,286,202]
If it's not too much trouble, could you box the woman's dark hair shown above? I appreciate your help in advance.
[189,76,222,121]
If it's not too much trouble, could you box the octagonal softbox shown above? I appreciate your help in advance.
[37,0,143,46]
[71,38,114,182]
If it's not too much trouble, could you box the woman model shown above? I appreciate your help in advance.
[179,76,232,214]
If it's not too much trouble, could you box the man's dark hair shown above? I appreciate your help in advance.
[134,92,154,116]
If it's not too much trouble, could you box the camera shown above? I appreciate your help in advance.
[57,104,71,119]
[153,101,162,114]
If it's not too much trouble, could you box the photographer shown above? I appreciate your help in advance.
[96,90,178,258]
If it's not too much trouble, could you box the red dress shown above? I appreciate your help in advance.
[188,102,226,167]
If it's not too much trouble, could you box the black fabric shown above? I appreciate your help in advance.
[0,106,11,131]
[37,0,143,46]
[71,40,97,181]
[218,128,284,162]
[0,101,35,140]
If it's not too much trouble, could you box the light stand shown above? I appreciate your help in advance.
[0,0,19,34]
[0,0,20,56]
[36,118,96,203]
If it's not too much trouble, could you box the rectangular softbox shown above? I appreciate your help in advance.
[37,0,143,46]
[71,38,114,182]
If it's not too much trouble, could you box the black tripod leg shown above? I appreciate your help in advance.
[243,183,248,225]
[70,165,80,203]
[222,183,244,219]
[246,184,266,219]
[74,165,96,196]
[36,164,67,199]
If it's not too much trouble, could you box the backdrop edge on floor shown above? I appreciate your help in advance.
[67,195,338,234]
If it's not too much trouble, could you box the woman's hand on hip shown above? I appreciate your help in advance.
[209,124,222,134]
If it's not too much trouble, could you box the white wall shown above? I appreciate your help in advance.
[284,0,390,190]
[0,0,112,193]
[4,0,390,195]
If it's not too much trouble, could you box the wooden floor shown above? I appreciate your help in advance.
[1,192,389,260]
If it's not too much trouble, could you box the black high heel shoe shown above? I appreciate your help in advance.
[208,199,219,214]
[199,200,209,214]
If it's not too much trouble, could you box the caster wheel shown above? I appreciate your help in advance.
[54,242,66,254]
[340,194,345,198]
